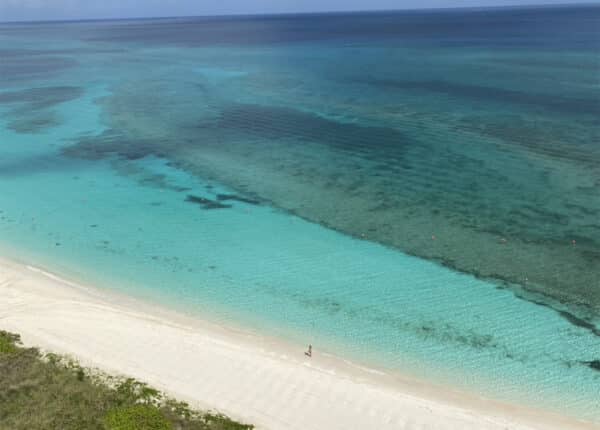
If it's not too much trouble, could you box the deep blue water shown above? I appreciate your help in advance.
[1,5,600,421]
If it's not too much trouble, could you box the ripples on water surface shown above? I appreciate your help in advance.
[1,5,599,421]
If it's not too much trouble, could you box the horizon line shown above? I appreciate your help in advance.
[0,1,597,25]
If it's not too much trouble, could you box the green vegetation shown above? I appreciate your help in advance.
[0,331,19,354]
[0,331,253,430]
[104,405,173,430]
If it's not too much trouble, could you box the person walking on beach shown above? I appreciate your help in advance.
[305,344,312,357]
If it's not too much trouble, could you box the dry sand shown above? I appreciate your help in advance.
[0,256,596,430]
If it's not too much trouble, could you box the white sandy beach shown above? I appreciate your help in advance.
[0,255,596,430]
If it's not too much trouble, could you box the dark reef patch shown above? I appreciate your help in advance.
[453,114,600,165]
[7,112,61,134]
[357,78,600,116]
[581,360,600,372]
[216,193,260,205]
[0,86,83,134]
[185,195,231,210]
[0,56,77,83]
[0,86,83,109]
[204,103,412,158]
[62,130,156,161]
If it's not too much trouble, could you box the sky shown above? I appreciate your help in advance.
[0,0,594,22]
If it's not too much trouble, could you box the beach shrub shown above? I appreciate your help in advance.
[114,378,162,406]
[201,413,255,430]
[0,330,20,354]
[104,405,172,430]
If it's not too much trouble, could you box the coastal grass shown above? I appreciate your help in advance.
[0,330,253,430]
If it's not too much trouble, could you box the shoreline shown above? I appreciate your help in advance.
[0,254,596,430]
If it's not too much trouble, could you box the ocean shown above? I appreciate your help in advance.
[1,4,599,421]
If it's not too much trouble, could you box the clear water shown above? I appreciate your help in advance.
[1,5,599,421]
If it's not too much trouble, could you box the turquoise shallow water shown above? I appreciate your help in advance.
[1,6,600,422]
